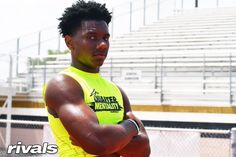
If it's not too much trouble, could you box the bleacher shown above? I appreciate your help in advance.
[110,7,236,52]
[10,7,236,106]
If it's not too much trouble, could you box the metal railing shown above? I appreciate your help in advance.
[6,51,235,105]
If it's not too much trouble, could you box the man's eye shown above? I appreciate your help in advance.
[89,36,96,40]
[104,37,109,41]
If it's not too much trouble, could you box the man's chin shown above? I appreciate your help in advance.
[95,60,105,67]
[96,63,104,68]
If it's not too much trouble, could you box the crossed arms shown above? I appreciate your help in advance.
[45,74,150,156]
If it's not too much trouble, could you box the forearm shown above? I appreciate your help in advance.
[116,112,150,157]
[96,120,138,154]
[71,119,138,155]
[117,133,150,157]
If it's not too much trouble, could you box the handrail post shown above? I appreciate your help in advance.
[5,54,13,148]
[229,53,232,104]
[26,57,32,92]
[174,0,177,15]
[216,0,219,8]
[130,2,133,32]
[157,0,160,20]
[154,56,158,90]
[32,60,35,88]
[143,0,146,25]
[43,59,47,85]
[160,54,163,103]
[203,54,206,95]
[38,31,41,55]
[16,38,20,76]
[195,0,198,8]
[57,34,61,52]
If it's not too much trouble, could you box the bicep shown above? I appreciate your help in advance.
[45,74,100,140]
[45,75,104,151]
[57,102,102,145]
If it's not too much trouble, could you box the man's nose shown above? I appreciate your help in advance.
[96,42,108,51]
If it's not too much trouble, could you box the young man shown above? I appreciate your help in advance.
[43,0,150,156]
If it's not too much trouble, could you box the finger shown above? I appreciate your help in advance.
[126,112,141,124]
[126,112,146,133]
[125,112,142,131]
[126,111,135,120]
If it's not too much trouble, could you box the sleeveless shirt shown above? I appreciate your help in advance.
[43,66,124,157]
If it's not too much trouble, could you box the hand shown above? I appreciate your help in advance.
[117,133,150,157]
[118,112,150,157]
[125,112,146,133]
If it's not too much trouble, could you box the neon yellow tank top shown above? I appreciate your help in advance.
[43,66,124,157]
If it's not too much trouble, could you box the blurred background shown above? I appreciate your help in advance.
[1,0,236,156]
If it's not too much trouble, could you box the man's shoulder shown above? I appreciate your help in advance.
[45,74,66,91]
[44,73,84,110]
[47,73,82,91]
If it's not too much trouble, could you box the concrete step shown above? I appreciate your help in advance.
[144,20,236,28]
[109,45,236,52]
[111,37,236,45]
[117,33,236,40]
[121,31,236,38]
[134,27,236,34]
[159,16,236,23]
[171,7,236,17]
[110,41,236,48]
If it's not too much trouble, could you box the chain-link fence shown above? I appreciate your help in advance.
[0,119,233,157]
[0,119,57,157]
[147,127,231,157]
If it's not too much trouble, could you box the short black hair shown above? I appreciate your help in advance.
[58,0,112,37]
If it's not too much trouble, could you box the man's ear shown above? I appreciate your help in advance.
[64,35,74,51]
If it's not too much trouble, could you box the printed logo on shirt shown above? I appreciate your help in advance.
[89,89,122,112]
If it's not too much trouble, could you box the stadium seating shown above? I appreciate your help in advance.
[24,7,236,105]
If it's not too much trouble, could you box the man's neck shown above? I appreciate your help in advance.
[71,60,100,73]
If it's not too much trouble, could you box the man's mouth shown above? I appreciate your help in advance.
[93,53,107,59]
[94,53,107,57]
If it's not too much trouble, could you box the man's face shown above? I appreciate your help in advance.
[69,20,110,72]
